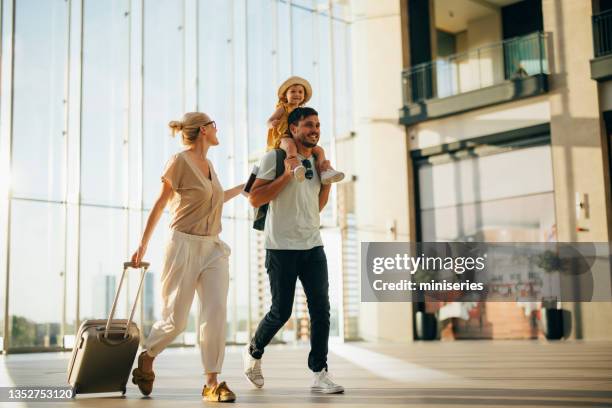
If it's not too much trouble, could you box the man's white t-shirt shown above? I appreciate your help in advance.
[257,150,323,250]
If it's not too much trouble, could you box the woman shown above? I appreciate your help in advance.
[130,112,243,402]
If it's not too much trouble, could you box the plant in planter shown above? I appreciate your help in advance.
[412,268,438,340]
[535,250,571,340]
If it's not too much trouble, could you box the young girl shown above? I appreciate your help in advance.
[267,76,344,184]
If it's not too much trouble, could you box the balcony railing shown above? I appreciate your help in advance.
[593,9,612,58]
[402,32,549,106]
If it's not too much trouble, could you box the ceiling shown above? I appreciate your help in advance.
[434,0,525,33]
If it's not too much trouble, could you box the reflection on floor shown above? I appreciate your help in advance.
[1,340,611,407]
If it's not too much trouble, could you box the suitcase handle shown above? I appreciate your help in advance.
[124,261,150,269]
[104,262,150,339]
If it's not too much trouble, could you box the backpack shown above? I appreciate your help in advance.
[253,149,287,231]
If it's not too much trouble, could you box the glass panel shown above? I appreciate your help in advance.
[197,0,233,187]
[9,200,65,348]
[291,0,315,9]
[0,200,5,347]
[143,0,184,209]
[12,0,68,201]
[277,0,292,81]
[247,0,275,157]
[420,193,556,242]
[316,12,332,147]
[321,228,341,338]
[418,144,556,340]
[64,203,79,349]
[230,218,251,343]
[291,7,315,86]
[81,0,130,206]
[333,20,352,138]
[419,144,554,211]
[79,207,128,322]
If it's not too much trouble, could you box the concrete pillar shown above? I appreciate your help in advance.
[344,0,413,343]
[542,0,612,339]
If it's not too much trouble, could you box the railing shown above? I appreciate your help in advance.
[593,9,612,58]
[402,32,548,106]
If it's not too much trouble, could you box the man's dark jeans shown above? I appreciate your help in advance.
[249,246,330,372]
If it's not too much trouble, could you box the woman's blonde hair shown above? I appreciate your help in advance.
[168,112,211,145]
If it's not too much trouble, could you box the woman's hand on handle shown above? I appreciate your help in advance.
[131,243,147,268]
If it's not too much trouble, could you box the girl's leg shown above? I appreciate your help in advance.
[279,136,298,160]
[312,145,345,184]
[312,145,331,172]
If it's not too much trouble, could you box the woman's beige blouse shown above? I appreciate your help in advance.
[162,151,224,236]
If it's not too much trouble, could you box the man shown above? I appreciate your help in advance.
[243,107,344,394]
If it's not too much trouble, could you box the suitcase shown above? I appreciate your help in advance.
[67,261,150,396]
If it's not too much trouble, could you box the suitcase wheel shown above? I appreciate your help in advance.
[70,384,79,399]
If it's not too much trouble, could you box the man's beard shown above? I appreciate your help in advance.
[300,133,318,148]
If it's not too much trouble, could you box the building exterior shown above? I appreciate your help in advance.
[353,0,612,341]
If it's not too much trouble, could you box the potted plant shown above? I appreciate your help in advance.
[412,268,438,340]
[536,250,571,340]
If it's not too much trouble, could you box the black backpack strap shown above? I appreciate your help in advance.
[274,149,287,177]
[253,149,287,231]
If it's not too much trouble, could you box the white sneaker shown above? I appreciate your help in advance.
[243,345,264,388]
[311,370,344,394]
[320,169,345,185]
[293,165,306,182]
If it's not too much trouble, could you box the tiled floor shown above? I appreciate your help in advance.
[1,340,611,407]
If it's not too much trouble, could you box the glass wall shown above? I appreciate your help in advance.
[8,0,69,349]
[0,0,353,351]
[417,142,555,340]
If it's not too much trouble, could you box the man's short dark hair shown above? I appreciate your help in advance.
[287,107,318,128]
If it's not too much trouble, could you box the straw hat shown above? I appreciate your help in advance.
[277,76,312,104]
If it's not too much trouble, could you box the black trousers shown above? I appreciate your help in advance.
[249,246,330,372]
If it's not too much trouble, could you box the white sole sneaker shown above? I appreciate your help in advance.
[321,170,345,185]
[311,385,345,394]
[293,165,306,182]
[242,346,264,389]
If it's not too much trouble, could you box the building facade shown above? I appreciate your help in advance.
[365,0,612,341]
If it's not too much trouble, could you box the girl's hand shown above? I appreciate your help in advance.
[131,243,147,267]
[270,119,280,127]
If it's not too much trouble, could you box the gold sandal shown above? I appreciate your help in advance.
[131,351,155,396]
[202,381,236,402]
